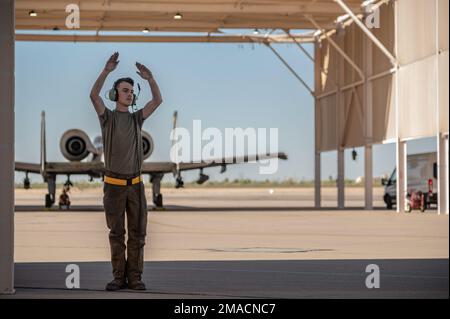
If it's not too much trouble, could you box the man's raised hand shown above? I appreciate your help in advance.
[136,62,153,80]
[104,52,119,72]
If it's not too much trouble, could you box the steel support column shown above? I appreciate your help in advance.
[0,0,15,295]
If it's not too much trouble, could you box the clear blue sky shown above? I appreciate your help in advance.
[14,39,437,184]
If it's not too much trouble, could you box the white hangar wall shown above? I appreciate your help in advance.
[315,0,448,152]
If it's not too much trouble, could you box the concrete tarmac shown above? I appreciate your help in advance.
[6,259,449,298]
[3,187,448,298]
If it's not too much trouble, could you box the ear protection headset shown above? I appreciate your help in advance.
[107,80,140,107]
[108,86,137,106]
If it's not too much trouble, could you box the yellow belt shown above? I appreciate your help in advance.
[104,175,142,186]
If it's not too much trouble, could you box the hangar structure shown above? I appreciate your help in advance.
[1,0,448,294]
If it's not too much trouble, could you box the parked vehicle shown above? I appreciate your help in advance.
[382,152,437,209]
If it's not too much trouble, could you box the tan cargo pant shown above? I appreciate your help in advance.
[103,182,148,282]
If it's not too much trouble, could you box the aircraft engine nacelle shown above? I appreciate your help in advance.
[141,130,154,160]
[60,129,97,161]
[60,129,153,161]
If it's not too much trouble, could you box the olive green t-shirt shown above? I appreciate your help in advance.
[99,108,145,177]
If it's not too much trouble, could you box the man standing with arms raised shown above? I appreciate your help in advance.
[89,52,163,291]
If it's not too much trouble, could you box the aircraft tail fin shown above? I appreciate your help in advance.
[40,111,47,175]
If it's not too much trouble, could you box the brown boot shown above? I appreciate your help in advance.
[128,279,146,290]
[105,278,127,291]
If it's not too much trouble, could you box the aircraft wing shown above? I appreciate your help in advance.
[16,161,165,176]
[141,162,176,174]
[16,152,287,175]
[44,161,105,175]
[15,161,105,175]
[15,162,41,174]
[142,152,288,174]
[178,152,287,171]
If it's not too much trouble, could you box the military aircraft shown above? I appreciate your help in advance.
[15,111,287,208]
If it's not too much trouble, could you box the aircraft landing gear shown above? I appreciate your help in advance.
[23,172,31,189]
[45,174,56,209]
[150,173,164,209]
[45,194,54,209]
[175,173,184,189]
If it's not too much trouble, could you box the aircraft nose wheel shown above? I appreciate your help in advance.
[175,176,184,188]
